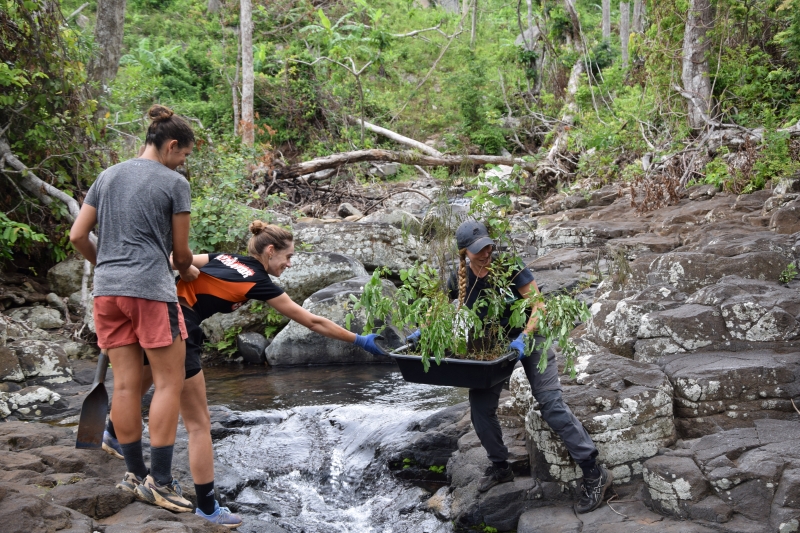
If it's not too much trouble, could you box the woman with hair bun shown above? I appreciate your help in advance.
[102,220,387,528]
[70,105,197,514]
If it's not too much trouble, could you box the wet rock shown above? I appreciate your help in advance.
[236,332,268,364]
[7,339,72,384]
[98,501,230,532]
[47,256,91,297]
[6,306,64,329]
[294,222,424,273]
[265,277,403,365]
[269,251,368,304]
[423,486,452,520]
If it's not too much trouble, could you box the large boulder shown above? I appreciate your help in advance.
[269,252,368,304]
[6,340,72,384]
[360,208,422,234]
[642,419,800,532]
[513,340,675,486]
[6,306,64,330]
[294,222,425,273]
[47,256,91,297]
[265,276,403,365]
[200,300,275,345]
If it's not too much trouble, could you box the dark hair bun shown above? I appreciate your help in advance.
[148,104,174,123]
[249,220,267,235]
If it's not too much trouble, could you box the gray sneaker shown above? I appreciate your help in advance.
[478,463,514,492]
[135,475,193,513]
[195,501,243,529]
[116,472,143,494]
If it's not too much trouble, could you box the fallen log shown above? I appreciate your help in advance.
[268,149,537,180]
[346,116,443,157]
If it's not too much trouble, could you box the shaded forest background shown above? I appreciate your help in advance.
[2,0,800,273]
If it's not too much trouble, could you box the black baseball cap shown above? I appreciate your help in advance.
[456,220,495,253]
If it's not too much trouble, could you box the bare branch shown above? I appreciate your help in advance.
[346,116,442,156]
[392,22,442,38]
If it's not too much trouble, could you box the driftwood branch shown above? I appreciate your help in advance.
[270,149,537,180]
[346,116,442,156]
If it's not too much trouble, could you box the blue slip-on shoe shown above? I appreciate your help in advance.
[102,430,124,459]
[195,501,243,529]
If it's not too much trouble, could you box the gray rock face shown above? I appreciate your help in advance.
[535,220,646,256]
[270,251,368,304]
[660,349,800,438]
[46,256,91,297]
[6,306,64,329]
[514,341,675,486]
[294,222,424,273]
[361,208,422,233]
[642,419,800,531]
[265,276,402,365]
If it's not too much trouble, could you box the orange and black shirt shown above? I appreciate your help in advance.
[176,253,284,321]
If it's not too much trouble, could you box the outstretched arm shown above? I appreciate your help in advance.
[266,293,357,343]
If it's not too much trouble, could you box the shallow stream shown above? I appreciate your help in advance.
[204,364,468,533]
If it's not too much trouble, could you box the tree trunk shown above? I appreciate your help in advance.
[207,0,220,12]
[231,26,241,137]
[563,0,581,46]
[602,0,611,40]
[346,116,443,156]
[241,0,255,146]
[681,0,713,131]
[620,2,630,67]
[632,0,643,32]
[470,0,478,48]
[89,0,127,88]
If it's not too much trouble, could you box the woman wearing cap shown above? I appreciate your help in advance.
[407,219,610,514]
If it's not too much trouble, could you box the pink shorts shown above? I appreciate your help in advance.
[93,296,188,350]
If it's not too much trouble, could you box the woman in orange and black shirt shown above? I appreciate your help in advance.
[105,221,386,527]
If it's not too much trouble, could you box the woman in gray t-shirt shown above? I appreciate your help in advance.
[70,104,197,513]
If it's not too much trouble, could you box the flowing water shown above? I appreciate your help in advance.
[204,364,468,533]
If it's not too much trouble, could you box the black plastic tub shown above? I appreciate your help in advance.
[389,348,518,389]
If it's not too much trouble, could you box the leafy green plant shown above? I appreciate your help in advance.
[529,294,590,378]
[780,262,798,284]
[206,326,242,357]
[428,465,445,474]
[0,213,49,261]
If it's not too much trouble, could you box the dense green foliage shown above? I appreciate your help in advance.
[3,0,800,267]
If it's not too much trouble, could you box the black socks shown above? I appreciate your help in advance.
[120,440,148,480]
[580,462,602,480]
[150,445,174,486]
[195,481,217,515]
[493,460,510,470]
[106,419,117,439]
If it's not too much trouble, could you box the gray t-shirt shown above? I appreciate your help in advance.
[84,158,191,302]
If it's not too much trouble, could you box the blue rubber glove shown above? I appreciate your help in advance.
[406,329,421,348]
[509,333,528,361]
[354,334,388,356]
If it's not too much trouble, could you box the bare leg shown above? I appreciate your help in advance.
[180,370,214,484]
[144,336,186,447]
[107,344,144,445]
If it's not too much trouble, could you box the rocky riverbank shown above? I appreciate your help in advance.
[1,175,800,531]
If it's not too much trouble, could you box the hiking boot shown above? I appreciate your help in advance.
[134,475,193,513]
[116,472,143,494]
[195,501,243,529]
[102,430,124,459]
[575,467,614,514]
[478,463,514,492]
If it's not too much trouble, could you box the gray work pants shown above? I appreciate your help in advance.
[469,338,598,465]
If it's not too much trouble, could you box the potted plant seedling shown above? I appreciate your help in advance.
[347,168,589,388]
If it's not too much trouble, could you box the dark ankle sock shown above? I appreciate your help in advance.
[106,419,117,439]
[149,445,174,486]
[195,481,216,515]
[120,440,148,480]
[493,460,510,470]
